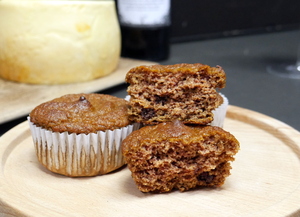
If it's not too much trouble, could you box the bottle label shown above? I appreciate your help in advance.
[117,0,170,27]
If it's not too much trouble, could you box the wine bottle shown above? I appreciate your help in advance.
[116,0,171,61]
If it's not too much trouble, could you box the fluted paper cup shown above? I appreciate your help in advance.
[210,93,229,128]
[28,117,139,177]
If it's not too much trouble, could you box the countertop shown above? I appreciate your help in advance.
[105,29,300,131]
[1,29,300,136]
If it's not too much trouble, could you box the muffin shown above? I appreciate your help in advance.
[122,121,240,193]
[28,93,139,177]
[125,63,226,126]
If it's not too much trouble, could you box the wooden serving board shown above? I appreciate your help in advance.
[0,58,155,124]
[0,105,300,217]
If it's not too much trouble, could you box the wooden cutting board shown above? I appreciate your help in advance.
[0,58,155,124]
[0,105,300,217]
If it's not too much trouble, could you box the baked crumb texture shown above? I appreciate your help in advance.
[125,63,226,125]
[122,121,240,193]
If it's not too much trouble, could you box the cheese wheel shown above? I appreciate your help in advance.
[0,0,121,84]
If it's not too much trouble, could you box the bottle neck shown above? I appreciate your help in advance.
[117,0,171,28]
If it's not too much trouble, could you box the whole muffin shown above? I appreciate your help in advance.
[125,63,226,125]
[122,121,240,193]
[29,93,138,177]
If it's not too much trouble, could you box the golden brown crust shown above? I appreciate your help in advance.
[122,121,240,193]
[30,93,131,134]
[125,63,226,125]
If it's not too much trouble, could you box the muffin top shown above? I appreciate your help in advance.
[125,63,226,89]
[30,93,131,134]
[122,120,239,155]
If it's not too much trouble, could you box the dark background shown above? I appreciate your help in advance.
[170,0,300,42]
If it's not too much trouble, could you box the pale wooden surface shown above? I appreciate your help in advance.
[0,58,155,124]
[0,105,300,217]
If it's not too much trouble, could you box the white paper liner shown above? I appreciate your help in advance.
[28,117,139,177]
[210,93,228,128]
[125,95,131,101]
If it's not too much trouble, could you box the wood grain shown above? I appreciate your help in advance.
[0,105,300,217]
[0,58,155,124]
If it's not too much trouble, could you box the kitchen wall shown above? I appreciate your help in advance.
[170,0,300,42]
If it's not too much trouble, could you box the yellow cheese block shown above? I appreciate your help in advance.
[0,0,121,84]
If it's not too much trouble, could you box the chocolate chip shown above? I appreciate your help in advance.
[141,108,156,120]
[197,172,215,183]
[154,95,167,105]
[79,96,87,101]
[77,95,91,108]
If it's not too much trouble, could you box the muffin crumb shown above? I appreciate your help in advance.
[125,63,226,125]
[122,121,240,193]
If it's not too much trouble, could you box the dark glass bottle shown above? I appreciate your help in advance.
[116,0,171,61]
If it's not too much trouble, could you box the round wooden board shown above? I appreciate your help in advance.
[0,105,300,217]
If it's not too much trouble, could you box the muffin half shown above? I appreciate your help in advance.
[122,121,240,193]
[125,63,226,125]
